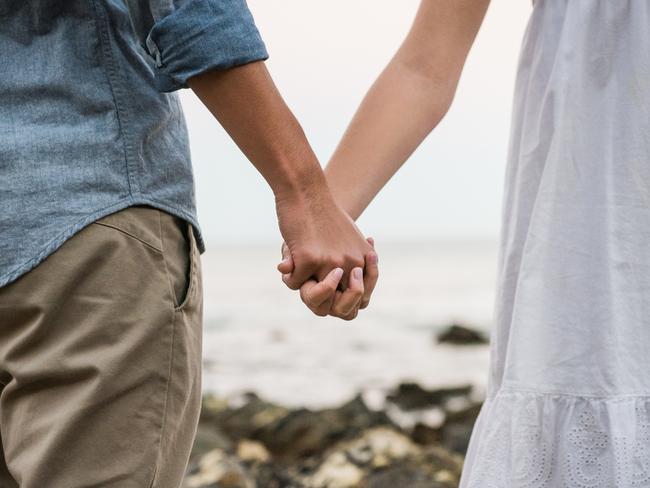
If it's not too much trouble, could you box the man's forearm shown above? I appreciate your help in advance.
[187,60,374,295]
[187,61,327,201]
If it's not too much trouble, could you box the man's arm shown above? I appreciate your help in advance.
[123,0,378,307]
[187,61,373,288]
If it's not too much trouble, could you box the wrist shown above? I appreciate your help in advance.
[324,164,363,221]
[271,152,330,205]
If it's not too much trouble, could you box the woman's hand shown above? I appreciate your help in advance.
[277,238,379,320]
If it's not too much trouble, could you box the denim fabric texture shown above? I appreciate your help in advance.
[0,0,268,287]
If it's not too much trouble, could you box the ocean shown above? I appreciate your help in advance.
[200,240,498,408]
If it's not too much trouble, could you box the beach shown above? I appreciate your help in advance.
[183,240,497,486]
[200,240,496,407]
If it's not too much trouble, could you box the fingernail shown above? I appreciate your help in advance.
[368,252,378,265]
[353,267,363,280]
[334,268,344,280]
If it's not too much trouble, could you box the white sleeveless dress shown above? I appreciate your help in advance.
[460,1,650,486]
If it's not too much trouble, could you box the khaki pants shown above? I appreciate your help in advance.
[0,206,203,487]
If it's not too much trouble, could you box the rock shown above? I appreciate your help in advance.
[307,428,418,488]
[185,389,473,487]
[237,440,270,463]
[188,394,234,467]
[438,402,483,454]
[211,393,290,442]
[184,448,255,488]
[246,462,306,488]
[411,422,442,446]
[189,424,234,466]
[253,395,394,461]
[199,393,230,421]
[387,382,473,411]
[360,464,441,488]
[358,444,463,488]
[307,427,462,488]
[309,451,365,488]
[436,323,488,345]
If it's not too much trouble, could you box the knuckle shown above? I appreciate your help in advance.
[325,255,345,269]
[343,310,358,321]
[330,305,344,318]
[346,252,365,268]
[340,305,354,317]
[296,249,320,266]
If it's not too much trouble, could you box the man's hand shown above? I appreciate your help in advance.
[275,185,375,290]
[278,237,379,320]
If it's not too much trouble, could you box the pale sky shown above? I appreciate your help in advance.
[179,0,533,245]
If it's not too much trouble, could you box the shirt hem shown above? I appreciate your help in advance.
[0,197,205,289]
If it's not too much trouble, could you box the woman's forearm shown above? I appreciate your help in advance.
[325,58,456,220]
[325,0,490,220]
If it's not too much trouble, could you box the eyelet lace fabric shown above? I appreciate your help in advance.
[460,389,650,487]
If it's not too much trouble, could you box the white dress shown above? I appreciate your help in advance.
[460,1,650,486]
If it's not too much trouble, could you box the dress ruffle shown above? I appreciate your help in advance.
[460,389,650,487]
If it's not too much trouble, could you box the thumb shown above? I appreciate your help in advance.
[277,242,294,274]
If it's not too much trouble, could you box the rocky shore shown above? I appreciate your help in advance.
[183,325,486,488]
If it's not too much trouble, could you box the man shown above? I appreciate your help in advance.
[0,1,378,486]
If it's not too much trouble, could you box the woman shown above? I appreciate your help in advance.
[281,0,650,484]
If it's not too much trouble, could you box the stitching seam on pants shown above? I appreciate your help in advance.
[149,309,177,488]
[157,210,184,311]
[93,221,163,253]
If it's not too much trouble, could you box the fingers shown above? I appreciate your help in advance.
[360,249,379,310]
[301,268,343,306]
[277,236,379,319]
[329,267,364,320]
[299,268,343,316]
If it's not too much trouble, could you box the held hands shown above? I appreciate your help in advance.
[274,181,379,320]
[277,239,378,320]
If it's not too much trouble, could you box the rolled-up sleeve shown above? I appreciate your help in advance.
[125,0,269,92]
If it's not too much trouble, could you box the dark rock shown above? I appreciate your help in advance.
[436,324,488,345]
[209,392,290,442]
[438,402,483,455]
[361,464,450,488]
[246,461,305,488]
[354,433,461,488]
[387,382,472,411]
[255,394,394,461]
[411,422,442,446]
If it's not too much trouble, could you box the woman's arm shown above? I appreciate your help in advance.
[326,0,490,220]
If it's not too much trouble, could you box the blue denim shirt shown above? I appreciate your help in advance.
[0,0,268,287]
